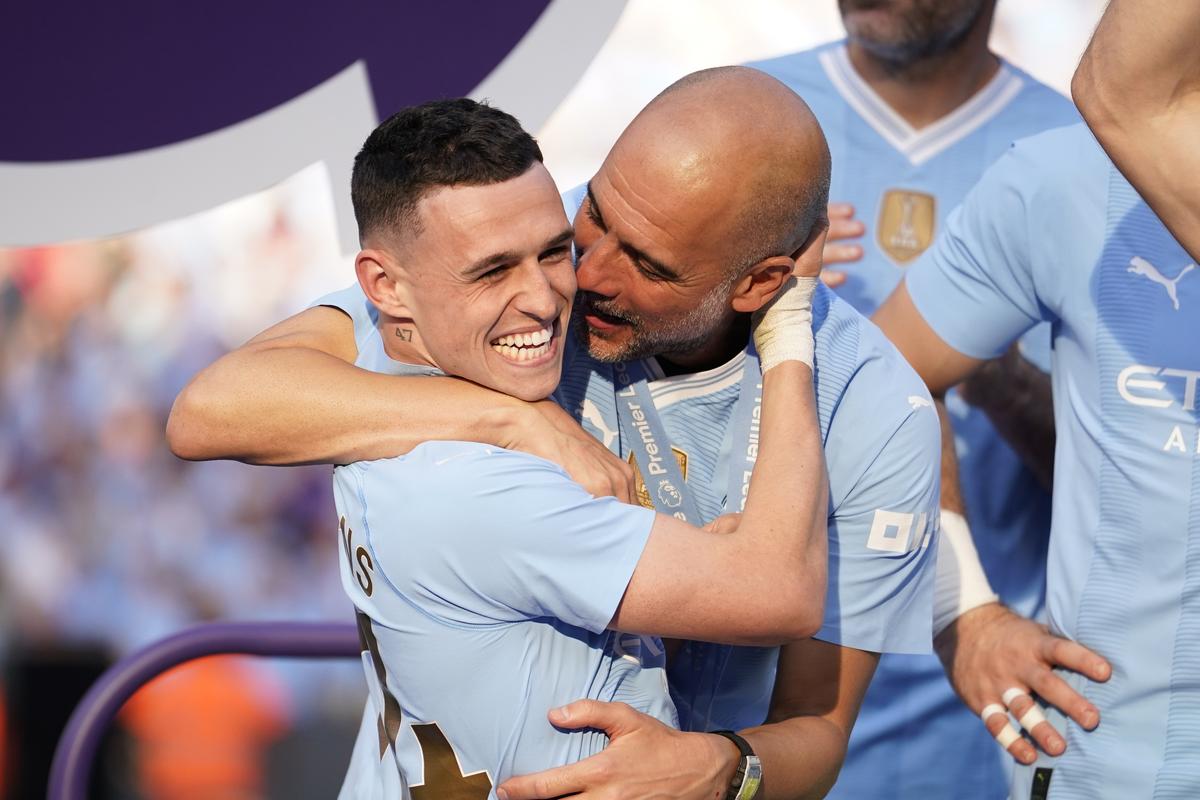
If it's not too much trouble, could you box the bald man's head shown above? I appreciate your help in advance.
[572,67,831,365]
[618,66,831,274]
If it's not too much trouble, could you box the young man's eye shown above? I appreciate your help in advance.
[542,246,571,262]
[478,265,510,281]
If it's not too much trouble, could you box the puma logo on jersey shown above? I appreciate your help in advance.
[580,398,618,448]
[1128,256,1195,311]
[908,395,933,411]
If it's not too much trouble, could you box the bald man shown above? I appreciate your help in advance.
[170,68,942,799]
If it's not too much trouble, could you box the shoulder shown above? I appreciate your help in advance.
[357,441,571,495]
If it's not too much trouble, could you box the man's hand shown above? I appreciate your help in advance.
[497,700,735,800]
[819,202,866,289]
[935,603,1112,764]
[511,400,636,503]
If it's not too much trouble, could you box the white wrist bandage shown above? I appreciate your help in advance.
[933,509,999,635]
[752,276,817,372]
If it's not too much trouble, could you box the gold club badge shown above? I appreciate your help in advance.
[629,449,688,510]
[877,189,936,264]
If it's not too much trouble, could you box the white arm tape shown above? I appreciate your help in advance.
[752,276,817,372]
[933,509,999,635]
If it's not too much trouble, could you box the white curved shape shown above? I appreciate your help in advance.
[0,63,376,253]
[471,0,628,133]
[0,0,627,253]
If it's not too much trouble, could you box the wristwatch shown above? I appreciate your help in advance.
[711,730,762,800]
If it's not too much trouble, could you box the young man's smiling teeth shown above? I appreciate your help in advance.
[491,324,554,362]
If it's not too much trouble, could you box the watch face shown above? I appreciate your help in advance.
[738,756,763,800]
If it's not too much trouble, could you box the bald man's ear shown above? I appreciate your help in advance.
[730,255,795,314]
[355,248,414,319]
[730,216,831,313]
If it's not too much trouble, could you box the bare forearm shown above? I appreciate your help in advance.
[957,352,1054,489]
[167,344,524,465]
[934,398,967,515]
[741,363,829,628]
[740,717,847,800]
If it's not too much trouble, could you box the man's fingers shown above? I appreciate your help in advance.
[1023,665,1101,731]
[983,705,1037,765]
[1006,693,1064,756]
[549,700,637,735]
[498,762,588,800]
[703,513,741,534]
[1039,633,1112,682]
[827,202,855,219]
[823,243,864,264]
[821,270,848,288]
[827,216,866,241]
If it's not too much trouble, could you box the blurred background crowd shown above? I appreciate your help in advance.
[0,1,1105,797]
[0,165,361,797]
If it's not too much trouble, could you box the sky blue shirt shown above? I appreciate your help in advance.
[907,122,1200,800]
[320,322,672,799]
[749,41,1079,799]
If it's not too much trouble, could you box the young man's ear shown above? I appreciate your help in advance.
[355,248,413,319]
[730,255,795,314]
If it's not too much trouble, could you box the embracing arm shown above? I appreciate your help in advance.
[168,305,529,465]
[611,359,828,644]
[1073,0,1200,260]
[167,304,633,496]
[496,639,878,800]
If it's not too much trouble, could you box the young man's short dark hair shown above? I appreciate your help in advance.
[351,98,544,243]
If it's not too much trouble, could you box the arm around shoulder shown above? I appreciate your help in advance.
[610,362,828,646]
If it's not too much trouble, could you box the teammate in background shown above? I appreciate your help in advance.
[332,97,831,797]
[170,69,943,799]
[874,119,1199,798]
[747,2,1103,795]
[1073,0,1200,261]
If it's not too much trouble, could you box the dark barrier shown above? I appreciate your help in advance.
[47,621,360,800]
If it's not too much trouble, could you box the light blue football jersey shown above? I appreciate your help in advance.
[319,291,674,798]
[749,41,1079,799]
[558,182,941,730]
[560,286,942,731]
[907,123,1200,800]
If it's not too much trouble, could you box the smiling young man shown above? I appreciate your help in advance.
[170,70,941,799]
[325,98,830,798]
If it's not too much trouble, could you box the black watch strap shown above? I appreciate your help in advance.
[711,730,762,800]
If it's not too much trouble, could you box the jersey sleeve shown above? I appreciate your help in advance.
[904,147,1046,361]
[357,443,657,633]
[819,402,942,654]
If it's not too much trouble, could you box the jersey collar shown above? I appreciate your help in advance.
[819,43,1023,166]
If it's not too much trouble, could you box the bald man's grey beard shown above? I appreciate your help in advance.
[575,278,736,364]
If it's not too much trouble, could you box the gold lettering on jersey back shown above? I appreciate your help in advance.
[628,448,688,510]
[877,190,936,264]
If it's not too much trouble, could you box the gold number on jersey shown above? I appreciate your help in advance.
[356,611,494,797]
[339,516,374,597]
[410,723,493,799]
